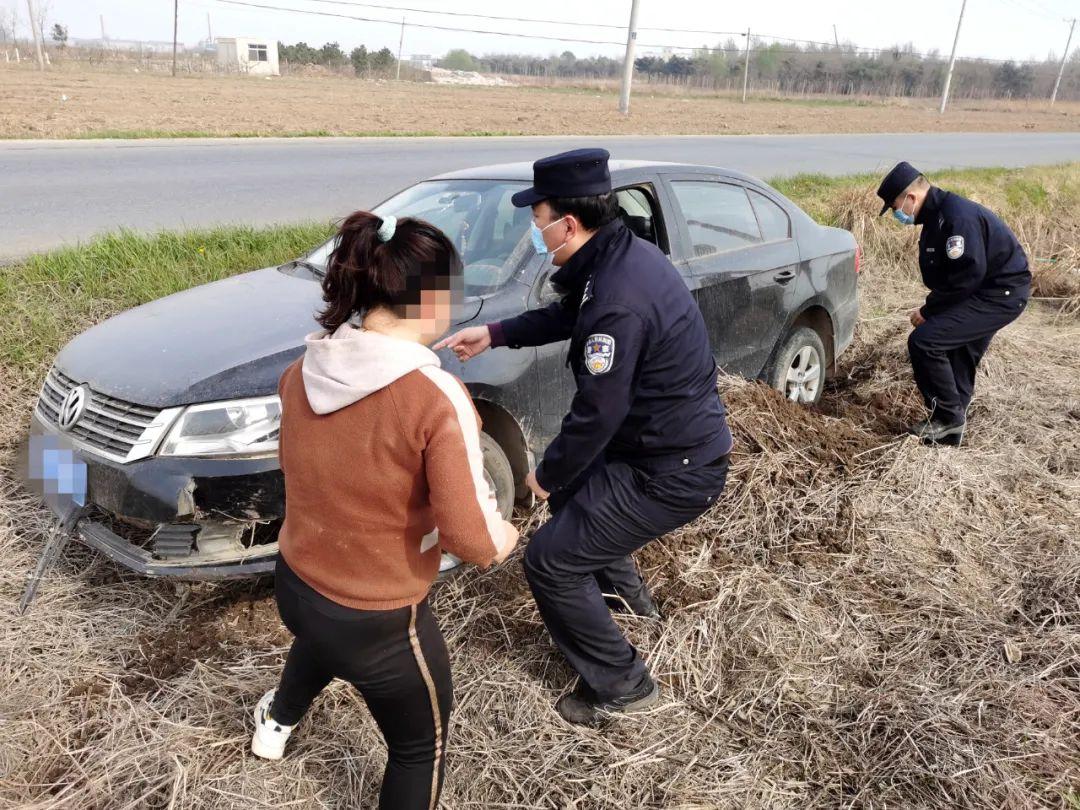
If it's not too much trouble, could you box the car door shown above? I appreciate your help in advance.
[530,180,676,440]
[663,176,799,378]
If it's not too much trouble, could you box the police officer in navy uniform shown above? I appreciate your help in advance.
[876,161,1031,444]
[436,149,733,725]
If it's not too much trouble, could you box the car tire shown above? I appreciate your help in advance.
[768,327,827,406]
[440,432,514,578]
[480,430,515,519]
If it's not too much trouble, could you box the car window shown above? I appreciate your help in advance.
[671,181,762,257]
[617,188,651,218]
[748,189,791,242]
[615,186,666,252]
[305,180,531,297]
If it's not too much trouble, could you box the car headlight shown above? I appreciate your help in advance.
[158,396,281,458]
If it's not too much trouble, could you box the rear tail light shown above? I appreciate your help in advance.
[854,244,862,275]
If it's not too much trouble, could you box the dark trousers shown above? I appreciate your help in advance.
[908,291,1028,424]
[547,462,653,608]
[271,558,452,810]
[524,455,730,700]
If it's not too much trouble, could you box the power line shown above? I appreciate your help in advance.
[274,0,747,36]
[276,0,1071,61]
[213,0,660,47]
[991,0,1065,21]
[209,0,1059,66]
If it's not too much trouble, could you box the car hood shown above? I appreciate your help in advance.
[54,266,483,409]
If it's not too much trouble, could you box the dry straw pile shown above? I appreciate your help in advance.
[0,166,1077,808]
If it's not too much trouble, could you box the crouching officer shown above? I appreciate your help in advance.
[436,148,733,725]
[876,161,1031,444]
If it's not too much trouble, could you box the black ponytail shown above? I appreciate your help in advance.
[317,211,463,333]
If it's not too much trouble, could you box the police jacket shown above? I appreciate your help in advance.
[489,218,733,493]
[917,186,1031,318]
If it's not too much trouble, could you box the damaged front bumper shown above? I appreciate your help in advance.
[26,410,282,579]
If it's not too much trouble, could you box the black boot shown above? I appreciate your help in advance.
[908,418,966,446]
[555,676,660,726]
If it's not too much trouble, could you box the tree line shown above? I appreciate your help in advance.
[457,41,1080,101]
[278,41,397,76]
[275,38,1078,101]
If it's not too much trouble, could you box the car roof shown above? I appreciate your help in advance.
[430,160,765,188]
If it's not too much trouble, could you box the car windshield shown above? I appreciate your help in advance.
[304,180,532,297]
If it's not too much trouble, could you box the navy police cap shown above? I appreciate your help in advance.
[511,148,612,208]
[876,161,923,216]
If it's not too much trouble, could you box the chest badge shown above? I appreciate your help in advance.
[945,235,965,260]
[584,334,615,375]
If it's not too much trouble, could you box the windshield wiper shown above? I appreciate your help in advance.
[281,258,326,278]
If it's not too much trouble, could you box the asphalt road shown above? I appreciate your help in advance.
[3,132,1079,259]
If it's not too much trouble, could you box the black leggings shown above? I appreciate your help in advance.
[270,557,453,810]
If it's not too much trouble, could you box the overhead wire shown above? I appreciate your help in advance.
[208,0,1056,66]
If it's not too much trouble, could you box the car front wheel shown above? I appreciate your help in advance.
[439,430,515,575]
[768,327,827,406]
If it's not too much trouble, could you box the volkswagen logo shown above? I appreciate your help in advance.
[58,385,90,432]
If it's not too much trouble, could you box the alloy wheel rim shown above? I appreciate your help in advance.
[785,345,822,404]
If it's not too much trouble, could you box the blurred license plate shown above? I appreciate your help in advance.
[29,434,88,516]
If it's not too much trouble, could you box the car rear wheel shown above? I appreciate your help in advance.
[440,431,514,576]
[768,327,826,406]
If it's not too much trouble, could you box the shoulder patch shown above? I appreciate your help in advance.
[945,235,965,260]
[584,334,615,375]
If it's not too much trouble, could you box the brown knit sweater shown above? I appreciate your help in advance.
[276,324,509,610]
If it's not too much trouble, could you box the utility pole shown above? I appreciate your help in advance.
[939,0,967,114]
[396,15,405,80]
[833,24,839,48]
[206,12,213,43]
[172,0,178,76]
[742,29,751,102]
[1050,18,1077,106]
[100,14,107,40]
[618,0,641,115]
[25,0,44,70]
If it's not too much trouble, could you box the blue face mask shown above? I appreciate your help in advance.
[530,217,568,256]
[893,198,915,226]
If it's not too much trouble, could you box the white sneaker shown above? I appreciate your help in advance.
[439,552,462,574]
[251,689,295,760]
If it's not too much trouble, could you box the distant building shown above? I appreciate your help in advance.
[70,37,180,54]
[215,37,279,76]
[410,54,434,71]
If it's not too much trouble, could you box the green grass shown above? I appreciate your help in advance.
[768,163,1078,225]
[752,95,882,108]
[1004,178,1050,209]
[4,162,1077,384]
[0,223,334,377]
[8,129,525,141]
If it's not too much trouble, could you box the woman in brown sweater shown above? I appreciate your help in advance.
[251,211,519,810]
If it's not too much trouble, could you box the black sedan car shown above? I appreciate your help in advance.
[25,160,859,578]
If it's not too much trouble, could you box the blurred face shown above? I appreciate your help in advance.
[402,287,458,343]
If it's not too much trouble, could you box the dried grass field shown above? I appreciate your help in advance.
[0,165,1078,808]
[2,63,1080,139]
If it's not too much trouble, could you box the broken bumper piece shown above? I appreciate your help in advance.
[77,518,278,579]
[26,410,282,580]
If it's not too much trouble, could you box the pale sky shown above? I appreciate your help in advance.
[11,0,1079,64]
